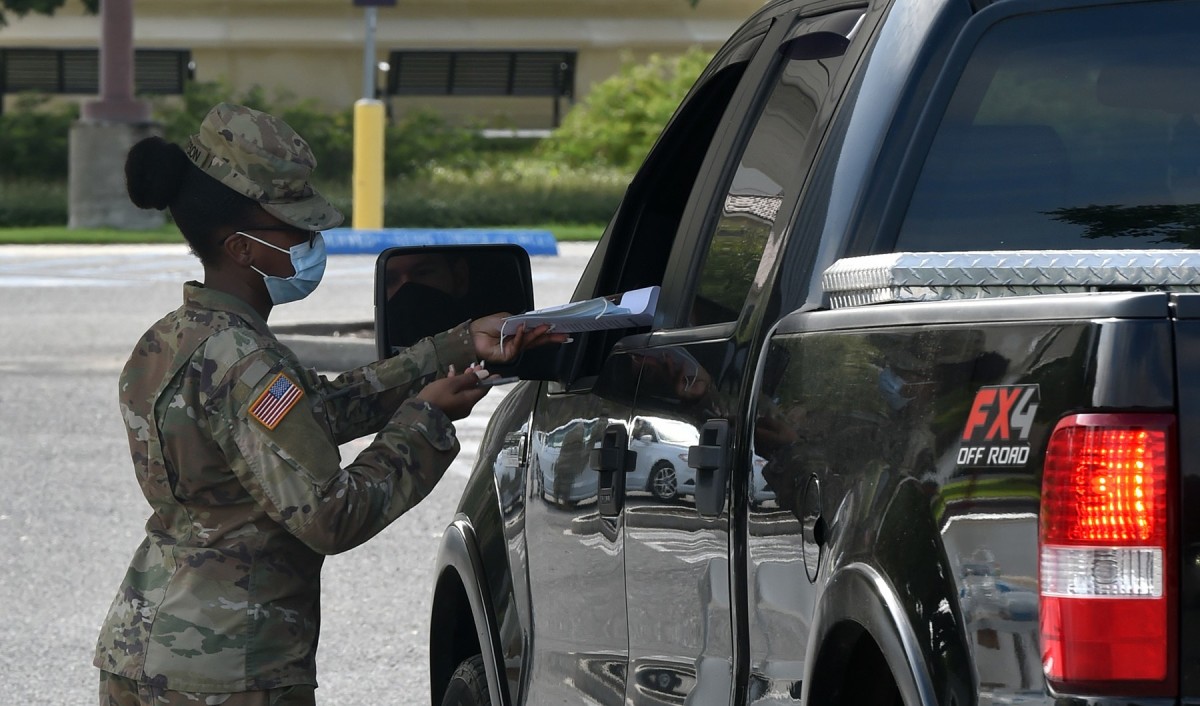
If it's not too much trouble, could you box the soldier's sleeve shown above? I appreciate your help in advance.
[210,347,461,555]
[293,322,476,445]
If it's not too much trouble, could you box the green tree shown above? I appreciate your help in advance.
[0,0,98,27]
[537,46,713,171]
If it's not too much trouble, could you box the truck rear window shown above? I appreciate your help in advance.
[896,0,1200,252]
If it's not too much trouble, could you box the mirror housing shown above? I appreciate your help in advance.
[374,244,536,361]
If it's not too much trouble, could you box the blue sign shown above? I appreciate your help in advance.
[323,228,559,256]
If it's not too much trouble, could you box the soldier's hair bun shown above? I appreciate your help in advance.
[125,136,189,211]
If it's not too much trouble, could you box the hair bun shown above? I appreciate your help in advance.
[125,136,189,210]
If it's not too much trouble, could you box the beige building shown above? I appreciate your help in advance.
[1,0,764,128]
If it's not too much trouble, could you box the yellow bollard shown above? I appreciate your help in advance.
[353,99,386,229]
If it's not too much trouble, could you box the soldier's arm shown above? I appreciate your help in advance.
[295,323,476,444]
[210,348,460,555]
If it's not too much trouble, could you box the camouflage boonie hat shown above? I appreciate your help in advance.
[184,102,344,230]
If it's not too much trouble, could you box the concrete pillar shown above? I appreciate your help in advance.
[82,0,149,124]
[69,121,164,229]
[69,0,163,229]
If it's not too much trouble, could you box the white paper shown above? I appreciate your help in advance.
[500,285,660,337]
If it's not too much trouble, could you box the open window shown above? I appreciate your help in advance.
[684,9,864,327]
[550,28,770,388]
[600,34,767,299]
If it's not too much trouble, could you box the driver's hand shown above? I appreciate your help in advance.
[417,366,488,421]
[469,314,568,363]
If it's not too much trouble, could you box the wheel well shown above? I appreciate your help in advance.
[430,568,483,706]
[807,621,904,706]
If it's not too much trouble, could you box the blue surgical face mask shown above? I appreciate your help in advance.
[239,231,327,305]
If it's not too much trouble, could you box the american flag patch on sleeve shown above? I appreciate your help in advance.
[249,373,305,430]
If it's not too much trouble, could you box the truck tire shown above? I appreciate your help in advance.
[441,654,491,706]
[838,649,903,706]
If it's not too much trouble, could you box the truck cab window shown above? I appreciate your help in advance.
[555,35,765,387]
[687,15,857,326]
[601,51,757,297]
[897,2,1200,252]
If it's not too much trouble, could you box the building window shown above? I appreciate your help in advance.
[386,50,574,98]
[0,48,192,96]
[385,50,575,125]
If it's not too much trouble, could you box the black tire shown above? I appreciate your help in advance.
[441,654,491,706]
[835,640,904,706]
[648,461,679,501]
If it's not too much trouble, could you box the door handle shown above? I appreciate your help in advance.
[591,423,636,517]
[688,419,731,518]
[592,424,635,474]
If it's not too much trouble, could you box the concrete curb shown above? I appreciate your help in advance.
[278,334,376,371]
[274,323,377,371]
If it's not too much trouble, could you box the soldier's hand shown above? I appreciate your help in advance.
[417,366,488,421]
[470,314,568,364]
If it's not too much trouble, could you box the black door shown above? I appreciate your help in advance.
[621,10,863,704]
[520,20,771,705]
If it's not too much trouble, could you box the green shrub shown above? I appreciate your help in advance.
[278,103,356,182]
[0,180,67,226]
[0,160,625,228]
[152,82,357,182]
[0,81,637,227]
[0,95,79,181]
[151,82,531,182]
[386,108,482,178]
[537,47,713,170]
[325,159,629,228]
[151,80,233,145]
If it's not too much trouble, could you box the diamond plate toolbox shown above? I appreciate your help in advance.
[821,250,1200,308]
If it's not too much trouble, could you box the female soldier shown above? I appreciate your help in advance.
[94,103,558,705]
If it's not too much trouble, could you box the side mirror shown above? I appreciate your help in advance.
[374,244,535,360]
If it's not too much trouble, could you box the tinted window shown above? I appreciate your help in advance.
[604,38,763,298]
[688,13,858,326]
[558,37,761,386]
[898,1,1200,251]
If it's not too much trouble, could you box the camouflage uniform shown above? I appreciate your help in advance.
[94,282,476,692]
[100,671,315,705]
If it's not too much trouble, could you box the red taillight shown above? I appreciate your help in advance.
[1039,413,1176,696]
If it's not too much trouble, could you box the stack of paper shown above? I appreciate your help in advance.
[500,286,660,338]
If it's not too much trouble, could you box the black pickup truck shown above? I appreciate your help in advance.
[373,0,1200,703]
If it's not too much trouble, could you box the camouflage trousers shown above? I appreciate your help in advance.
[99,671,316,706]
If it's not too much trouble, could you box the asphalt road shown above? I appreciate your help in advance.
[0,241,594,705]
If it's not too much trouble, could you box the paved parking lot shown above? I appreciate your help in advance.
[0,241,593,704]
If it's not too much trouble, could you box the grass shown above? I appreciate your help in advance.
[540,224,604,241]
[0,225,182,244]
[0,223,605,245]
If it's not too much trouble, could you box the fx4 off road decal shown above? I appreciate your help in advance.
[956,384,1040,467]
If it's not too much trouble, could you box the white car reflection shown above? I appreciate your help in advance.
[629,417,698,501]
[533,416,774,507]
